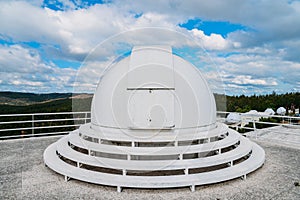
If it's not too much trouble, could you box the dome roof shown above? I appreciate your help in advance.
[264,108,275,115]
[245,110,258,115]
[91,46,216,129]
[226,113,241,123]
[277,107,286,115]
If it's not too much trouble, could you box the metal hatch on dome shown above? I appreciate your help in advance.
[127,46,175,129]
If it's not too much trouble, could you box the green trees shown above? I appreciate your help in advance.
[0,92,92,114]
[0,91,299,114]
[215,92,299,113]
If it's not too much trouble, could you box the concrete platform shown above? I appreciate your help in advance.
[1,127,300,200]
[246,125,300,150]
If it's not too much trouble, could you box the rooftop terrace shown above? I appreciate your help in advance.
[1,125,299,199]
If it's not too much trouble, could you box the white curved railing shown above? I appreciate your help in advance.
[0,111,299,139]
[0,111,91,139]
[217,111,300,130]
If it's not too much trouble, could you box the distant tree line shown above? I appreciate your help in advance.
[0,91,299,137]
[0,91,299,114]
[215,92,300,113]
[0,91,73,104]
[0,96,92,114]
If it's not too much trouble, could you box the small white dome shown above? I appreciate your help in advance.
[247,110,258,115]
[276,107,286,115]
[264,108,275,115]
[226,113,241,123]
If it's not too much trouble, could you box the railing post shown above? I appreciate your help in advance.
[253,118,256,130]
[85,112,87,124]
[32,114,34,136]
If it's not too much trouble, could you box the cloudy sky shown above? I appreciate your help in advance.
[0,0,299,95]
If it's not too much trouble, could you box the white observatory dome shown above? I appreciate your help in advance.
[91,46,216,130]
[277,107,286,115]
[226,113,241,124]
[264,108,275,115]
[44,46,265,192]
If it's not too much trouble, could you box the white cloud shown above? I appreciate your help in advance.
[0,2,132,59]
[0,0,299,94]
[0,44,53,74]
[57,0,76,10]
[0,44,77,92]
[0,1,235,59]
[199,49,300,95]
[12,80,44,86]
[114,0,300,38]
[114,0,300,59]
[231,75,277,86]
[191,29,231,50]
[73,60,113,93]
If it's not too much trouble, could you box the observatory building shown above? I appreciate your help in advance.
[44,46,265,192]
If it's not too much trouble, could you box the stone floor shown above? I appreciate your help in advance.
[0,126,299,200]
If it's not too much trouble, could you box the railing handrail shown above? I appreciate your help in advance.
[1,110,298,119]
[0,111,298,140]
[0,117,88,125]
[217,111,300,119]
[0,111,91,117]
[217,111,300,139]
[0,111,91,140]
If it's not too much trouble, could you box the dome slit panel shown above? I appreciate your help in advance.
[127,46,175,129]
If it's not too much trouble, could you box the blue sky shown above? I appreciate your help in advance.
[180,19,248,37]
[0,0,300,95]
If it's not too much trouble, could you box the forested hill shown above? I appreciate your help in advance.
[0,92,93,114]
[215,92,300,112]
[0,91,299,114]
[0,91,73,106]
